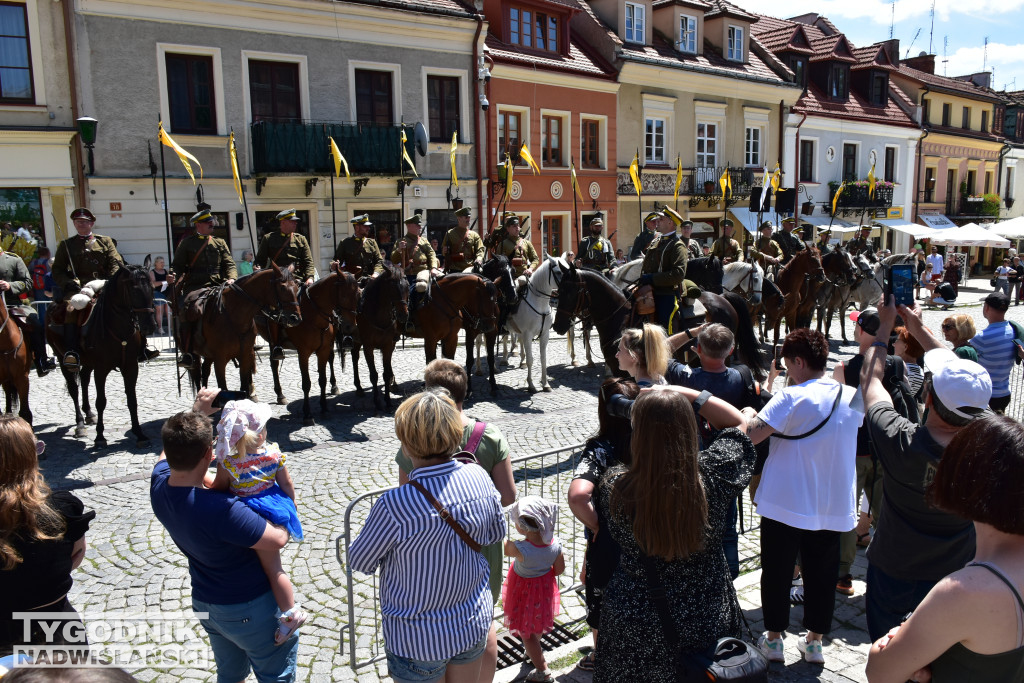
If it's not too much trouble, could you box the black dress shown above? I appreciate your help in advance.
[594,429,755,682]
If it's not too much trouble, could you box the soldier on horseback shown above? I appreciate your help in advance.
[575,216,613,272]
[333,214,384,279]
[441,206,484,274]
[488,214,538,288]
[637,213,687,330]
[255,208,315,360]
[169,209,237,370]
[0,247,55,376]
[845,225,876,258]
[750,222,783,274]
[628,211,661,260]
[52,207,156,372]
[710,219,742,265]
[816,227,833,254]
[392,214,442,312]
[773,216,806,265]
[673,212,703,261]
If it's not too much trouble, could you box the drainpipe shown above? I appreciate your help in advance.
[997,142,1012,198]
[61,0,86,209]
[913,86,930,223]
[792,111,807,225]
[472,13,486,230]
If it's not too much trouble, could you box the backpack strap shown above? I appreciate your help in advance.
[465,420,487,455]
[773,386,844,441]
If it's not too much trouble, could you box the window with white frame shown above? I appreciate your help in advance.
[541,112,568,167]
[883,146,897,183]
[727,26,743,61]
[0,1,33,102]
[697,122,717,167]
[744,127,761,167]
[158,43,226,135]
[645,117,665,163]
[625,2,645,44]
[678,14,696,53]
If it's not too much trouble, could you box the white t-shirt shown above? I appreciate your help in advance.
[754,378,863,532]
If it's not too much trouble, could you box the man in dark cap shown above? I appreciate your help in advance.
[333,214,383,279]
[254,209,315,287]
[441,207,484,274]
[676,216,702,260]
[816,227,833,254]
[628,210,662,261]
[392,214,440,310]
[710,219,742,264]
[491,214,538,284]
[773,216,806,264]
[169,209,237,369]
[51,207,126,371]
[845,226,876,259]
[575,216,613,272]
[0,245,55,376]
[638,212,687,330]
[750,222,783,270]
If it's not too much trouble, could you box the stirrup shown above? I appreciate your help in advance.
[177,352,198,370]
[142,347,160,361]
[62,351,81,373]
[270,346,286,361]
[341,336,354,350]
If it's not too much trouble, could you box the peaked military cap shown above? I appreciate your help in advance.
[503,214,521,228]
[70,207,96,221]
[759,221,773,231]
[643,210,663,224]
[680,220,694,228]
[721,218,734,228]
[404,214,422,225]
[350,214,372,225]
[781,216,797,225]
[190,209,215,225]
[454,206,472,217]
[276,208,298,222]
[589,216,604,228]
[663,207,684,226]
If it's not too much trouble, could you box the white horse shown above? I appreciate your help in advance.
[610,258,643,290]
[848,253,883,312]
[722,261,764,304]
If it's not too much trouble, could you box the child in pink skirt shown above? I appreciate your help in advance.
[502,496,564,683]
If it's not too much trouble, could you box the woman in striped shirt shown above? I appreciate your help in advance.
[350,391,506,683]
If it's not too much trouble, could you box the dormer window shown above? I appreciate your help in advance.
[625,2,645,44]
[509,6,560,52]
[678,15,697,53]
[828,64,848,100]
[869,72,887,107]
[727,26,743,61]
[788,55,806,88]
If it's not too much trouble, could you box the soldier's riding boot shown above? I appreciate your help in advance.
[62,319,81,373]
[176,323,198,370]
[138,334,160,362]
[31,326,55,377]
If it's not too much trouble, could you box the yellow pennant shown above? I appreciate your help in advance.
[770,163,782,193]
[570,163,584,200]
[719,167,732,202]
[832,180,846,216]
[503,155,514,204]
[450,131,459,188]
[329,136,350,179]
[519,144,541,175]
[158,122,203,184]
[229,133,243,205]
[868,163,877,200]
[400,128,418,177]
[629,153,642,198]
[674,154,683,205]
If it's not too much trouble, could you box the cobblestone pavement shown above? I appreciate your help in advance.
[25,277,1023,682]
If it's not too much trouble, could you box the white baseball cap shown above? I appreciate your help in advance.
[922,348,993,420]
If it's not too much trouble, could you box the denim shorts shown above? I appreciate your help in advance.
[192,591,298,683]
[386,634,488,683]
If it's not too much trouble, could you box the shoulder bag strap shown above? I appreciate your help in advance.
[271,233,292,264]
[640,554,707,681]
[772,386,843,441]
[465,420,487,455]
[187,239,210,270]
[406,479,482,552]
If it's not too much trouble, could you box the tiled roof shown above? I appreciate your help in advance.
[339,0,476,17]
[703,0,757,21]
[793,82,917,128]
[750,13,856,63]
[1002,90,1024,107]
[851,45,897,72]
[754,23,814,55]
[896,65,1004,102]
[617,31,793,87]
[924,123,1004,142]
[653,0,712,10]
[807,34,857,63]
[889,81,918,110]
[485,32,614,78]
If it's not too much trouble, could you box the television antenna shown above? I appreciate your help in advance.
[942,36,948,75]
[928,0,935,54]
[905,28,921,58]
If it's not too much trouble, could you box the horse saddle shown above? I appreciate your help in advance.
[46,300,95,330]
[181,287,220,322]
[633,284,655,316]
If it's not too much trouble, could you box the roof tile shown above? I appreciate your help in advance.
[617,32,791,86]
[793,82,917,128]
[896,65,1004,102]
[486,32,613,78]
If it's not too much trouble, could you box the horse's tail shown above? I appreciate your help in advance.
[723,290,768,380]
[334,330,347,372]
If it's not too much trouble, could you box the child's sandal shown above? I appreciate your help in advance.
[274,607,307,646]
[525,669,553,683]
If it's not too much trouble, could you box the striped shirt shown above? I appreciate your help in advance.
[349,460,506,661]
[971,322,1016,398]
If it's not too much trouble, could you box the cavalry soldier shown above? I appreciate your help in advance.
[677,217,702,260]
[628,211,662,261]
[333,214,384,279]
[575,216,613,272]
[816,227,833,253]
[0,246,55,376]
[845,225,876,259]
[774,216,806,264]
[710,219,742,264]
[169,209,237,369]
[255,209,315,287]
[638,215,687,330]
[441,206,484,274]
[491,215,539,286]
[51,207,130,372]
[750,222,783,270]
[392,214,441,310]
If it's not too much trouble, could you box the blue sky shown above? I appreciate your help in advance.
[760,0,1024,93]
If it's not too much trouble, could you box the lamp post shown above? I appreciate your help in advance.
[76,116,98,175]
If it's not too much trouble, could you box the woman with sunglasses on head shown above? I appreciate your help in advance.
[940,315,978,362]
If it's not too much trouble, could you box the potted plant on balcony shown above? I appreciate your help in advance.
[704,181,716,194]
[982,193,1001,217]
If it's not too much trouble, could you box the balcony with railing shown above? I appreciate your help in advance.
[250,120,415,175]
[615,166,758,206]
[827,182,894,212]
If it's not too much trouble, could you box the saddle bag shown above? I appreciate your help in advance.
[634,284,655,316]
[511,257,524,269]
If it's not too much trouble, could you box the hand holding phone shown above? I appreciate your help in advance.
[884,264,915,307]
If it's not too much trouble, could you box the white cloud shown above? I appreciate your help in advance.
[944,43,1024,88]
[760,0,1024,26]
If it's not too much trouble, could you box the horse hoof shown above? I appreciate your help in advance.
[571,360,580,367]
[355,388,365,397]
[85,415,96,425]
[94,438,107,450]
[75,426,87,439]
[543,385,552,392]
[587,361,596,368]
[302,417,315,427]
[136,437,151,449]
[276,395,287,406]
[474,368,484,376]
[330,385,340,395]
[518,362,527,369]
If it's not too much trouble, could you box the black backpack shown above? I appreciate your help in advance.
[843,354,920,423]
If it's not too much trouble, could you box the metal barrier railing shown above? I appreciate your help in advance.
[335,442,761,671]
[1006,362,1024,422]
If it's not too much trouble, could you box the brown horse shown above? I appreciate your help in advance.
[407,273,500,397]
[187,264,301,397]
[257,272,359,425]
[348,263,409,414]
[0,296,32,424]
[46,263,156,448]
[773,248,826,343]
[815,248,860,342]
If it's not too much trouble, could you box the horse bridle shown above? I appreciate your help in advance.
[229,272,300,323]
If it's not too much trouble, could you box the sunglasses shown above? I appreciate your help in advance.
[941,324,955,331]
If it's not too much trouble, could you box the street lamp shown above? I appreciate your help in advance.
[76,116,98,175]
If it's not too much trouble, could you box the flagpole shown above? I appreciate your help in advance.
[231,128,257,258]
[572,156,580,249]
[400,121,406,236]
[326,126,336,254]
[635,147,643,235]
[158,115,181,396]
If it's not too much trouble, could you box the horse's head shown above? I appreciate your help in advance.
[749,262,764,304]
[807,248,827,283]
[265,263,302,327]
[835,248,861,286]
[379,263,409,328]
[119,264,157,336]
[480,255,517,304]
[330,271,360,322]
[551,261,582,335]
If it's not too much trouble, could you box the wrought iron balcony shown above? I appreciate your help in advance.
[615,165,757,201]
[827,183,894,210]
[250,120,415,175]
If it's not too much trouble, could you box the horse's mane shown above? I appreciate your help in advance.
[881,253,915,266]
[361,262,404,310]
[579,268,627,302]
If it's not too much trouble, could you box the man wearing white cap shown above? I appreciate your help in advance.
[858,296,992,642]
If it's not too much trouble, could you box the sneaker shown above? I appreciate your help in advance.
[757,632,785,663]
[836,574,855,596]
[797,636,825,664]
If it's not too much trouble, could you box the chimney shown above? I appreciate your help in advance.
[881,38,900,67]
[903,52,935,74]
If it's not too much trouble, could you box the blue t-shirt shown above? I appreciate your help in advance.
[677,366,746,406]
[150,460,269,604]
[971,322,1015,398]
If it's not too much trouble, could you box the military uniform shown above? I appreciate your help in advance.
[639,233,687,329]
[774,229,806,263]
[255,231,315,282]
[710,235,742,262]
[441,228,485,273]
[750,235,783,268]
[52,233,122,298]
[171,233,237,297]
[628,228,657,261]
[392,235,438,277]
[682,238,702,260]
[495,236,539,278]
[845,236,875,258]
[334,235,383,277]
[0,251,52,375]
[577,234,613,271]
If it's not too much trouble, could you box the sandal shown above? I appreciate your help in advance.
[525,670,553,683]
[274,606,307,646]
[577,651,596,671]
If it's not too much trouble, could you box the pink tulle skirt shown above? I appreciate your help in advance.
[501,566,561,637]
